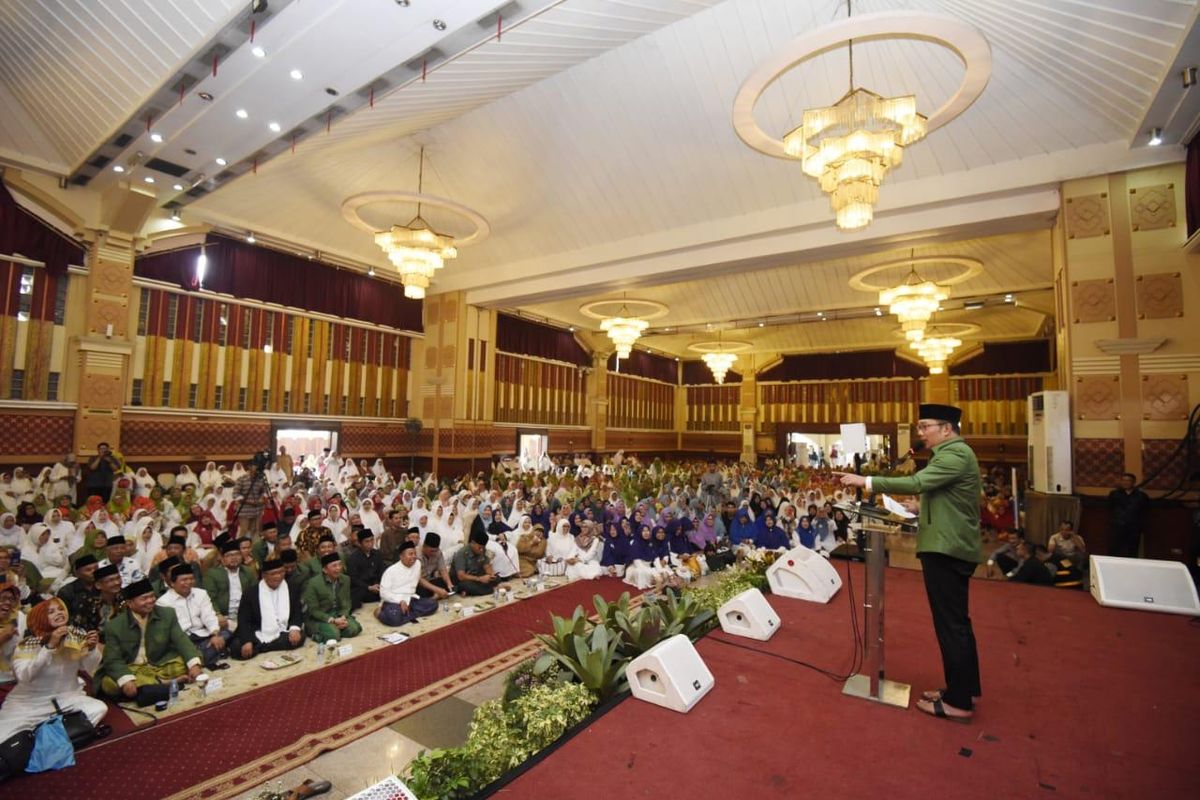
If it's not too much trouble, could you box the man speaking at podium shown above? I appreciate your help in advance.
[836,404,982,724]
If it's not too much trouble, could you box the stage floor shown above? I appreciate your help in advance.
[504,564,1200,799]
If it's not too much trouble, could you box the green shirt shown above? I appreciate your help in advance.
[301,573,353,627]
[870,437,983,564]
[100,606,201,684]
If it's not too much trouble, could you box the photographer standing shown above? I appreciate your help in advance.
[84,442,121,503]
[234,454,272,539]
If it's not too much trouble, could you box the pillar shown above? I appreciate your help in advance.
[587,351,608,453]
[739,371,757,464]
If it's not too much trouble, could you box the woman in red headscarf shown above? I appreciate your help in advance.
[0,597,106,743]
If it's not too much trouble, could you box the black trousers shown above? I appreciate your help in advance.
[232,631,306,660]
[417,577,450,598]
[1111,527,1142,558]
[919,552,981,710]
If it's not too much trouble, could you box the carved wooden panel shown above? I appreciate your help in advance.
[80,372,124,411]
[1136,272,1183,319]
[424,345,438,370]
[1073,438,1124,488]
[1071,279,1115,323]
[441,296,458,323]
[439,344,456,371]
[1065,193,1109,239]
[1129,183,1176,232]
[424,299,440,326]
[1075,375,1120,419]
[1142,374,1189,420]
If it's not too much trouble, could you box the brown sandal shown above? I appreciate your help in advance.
[287,779,332,800]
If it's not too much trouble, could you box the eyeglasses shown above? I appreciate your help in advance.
[915,421,946,432]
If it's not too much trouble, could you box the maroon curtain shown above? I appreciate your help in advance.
[758,350,926,381]
[496,313,590,366]
[134,234,422,332]
[0,181,85,276]
[1187,135,1200,238]
[949,340,1051,375]
[607,349,678,383]
[681,359,741,385]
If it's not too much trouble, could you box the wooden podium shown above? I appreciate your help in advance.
[841,518,912,709]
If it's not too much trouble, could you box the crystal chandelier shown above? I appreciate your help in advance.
[702,351,738,384]
[371,148,458,300]
[879,267,947,342]
[910,328,962,374]
[601,308,648,359]
[782,2,927,231]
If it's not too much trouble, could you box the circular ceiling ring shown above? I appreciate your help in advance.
[849,255,984,294]
[579,298,670,322]
[892,321,982,340]
[341,191,490,247]
[687,340,754,354]
[733,11,992,160]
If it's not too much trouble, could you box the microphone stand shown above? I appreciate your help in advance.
[835,499,914,709]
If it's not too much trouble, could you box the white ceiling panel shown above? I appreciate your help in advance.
[0,0,245,172]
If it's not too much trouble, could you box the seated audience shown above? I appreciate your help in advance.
[55,553,99,613]
[233,558,305,660]
[70,562,124,633]
[0,576,26,703]
[156,563,232,668]
[1008,542,1055,586]
[1048,521,1086,566]
[203,539,256,634]
[99,532,144,588]
[417,533,454,599]
[451,531,500,595]
[516,524,547,578]
[376,542,438,626]
[345,528,384,609]
[301,553,362,642]
[99,579,202,699]
[0,597,105,744]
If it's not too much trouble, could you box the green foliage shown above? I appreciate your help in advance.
[685,566,770,633]
[592,591,634,631]
[502,657,566,708]
[403,681,597,800]
[539,622,629,701]
[654,590,716,640]
[533,605,591,659]
[611,606,670,658]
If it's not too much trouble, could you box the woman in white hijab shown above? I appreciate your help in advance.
[133,468,155,498]
[359,498,384,537]
[231,462,247,482]
[9,469,33,503]
[33,467,52,499]
[266,461,287,489]
[85,508,121,544]
[0,512,23,549]
[322,504,350,546]
[47,461,75,503]
[131,514,163,577]
[43,508,78,556]
[506,499,528,530]
[175,464,199,491]
[24,523,67,590]
[565,522,603,581]
[487,518,521,580]
[199,462,221,492]
[540,518,575,577]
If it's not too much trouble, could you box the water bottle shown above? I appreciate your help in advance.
[442,600,449,614]
[168,679,179,708]
[316,641,326,664]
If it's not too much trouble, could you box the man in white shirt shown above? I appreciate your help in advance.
[157,563,232,668]
[98,533,144,588]
[375,542,439,627]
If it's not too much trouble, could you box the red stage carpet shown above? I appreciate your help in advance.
[0,577,633,800]
[505,565,1200,800]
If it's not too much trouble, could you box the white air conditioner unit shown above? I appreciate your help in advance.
[1027,390,1072,494]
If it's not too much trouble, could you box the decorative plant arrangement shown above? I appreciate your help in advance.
[403,569,763,799]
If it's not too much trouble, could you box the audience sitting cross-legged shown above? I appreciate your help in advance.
[301,552,362,642]
[233,558,305,659]
[156,563,232,668]
[376,542,439,626]
[98,578,202,701]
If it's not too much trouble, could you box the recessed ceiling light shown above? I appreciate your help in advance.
[144,176,155,183]
[1148,127,1163,146]
[252,46,266,58]
[172,183,184,191]
[246,233,256,244]
[758,321,765,327]
[198,91,214,102]
[171,210,181,221]
[964,301,985,310]
[112,165,125,173]
[289,69,302,81]
[268,122,281,133]
[568,326,575,332]
[874,307,882,316]
[325,87,339,96]
[149,132,163,143]
[367,267,375,277]
[215,157,227,166]
[433,19,447,30]
[817,312,824,317]
[236,108,249,119]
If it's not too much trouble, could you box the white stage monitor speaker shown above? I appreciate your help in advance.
[1089,555,1200,616]
[626,634,714,714]
[717,588,780,641]
[766,546,842,603]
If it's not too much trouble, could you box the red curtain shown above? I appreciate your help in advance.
[949,340,1050,375]
[1187,135,1200,238]
[681,359,741,385]
[758,350,927,381]
[496,313,590,366]
[0,181,85,276]
[134,234,422,332]
[607,349,678,384]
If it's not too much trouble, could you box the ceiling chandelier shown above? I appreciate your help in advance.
[702,351,739,385]
[733,9,991,232]
[910,326,962,374]
[372,148,457,299]
[600,310,649,359]
[783,2,927,231]
[880,265,948,342]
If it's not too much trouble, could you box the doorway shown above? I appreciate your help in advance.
[274,427,339,478]
[784,431,891,469]
[516,429,549,472]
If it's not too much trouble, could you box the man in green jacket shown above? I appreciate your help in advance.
[838,403,982,723]
[301,552,362,642]
[99,578,202,698]
[203,539,256,632]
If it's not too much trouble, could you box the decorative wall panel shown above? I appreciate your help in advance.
[120,417,271,458]
[1128,183,1176,232]
[494,353,587,426]
[1073,438,1124,488]
[0,410,73,456]
[1142,439,1188,490]
[685,384,739,431]
[1135,272,1183,319]
[1075,375,1121,419]
[680,432,740,453]
[759,379,917,426]
[1141,374,1189,420]
[1065,193,1110,239]
[605,430,678,452]
[1071,279,1116,323]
